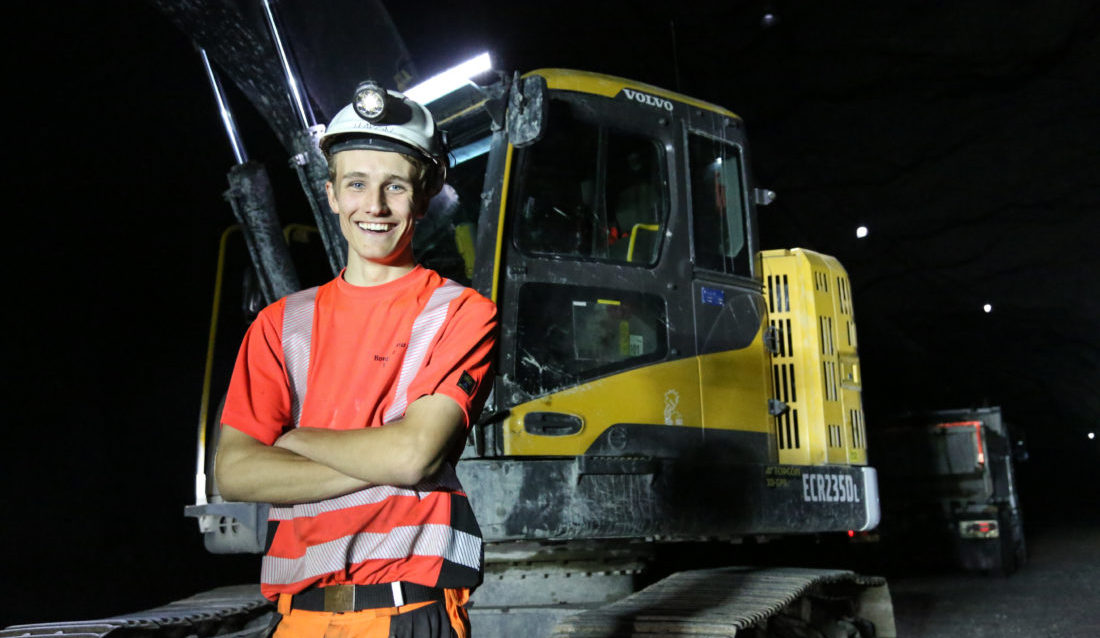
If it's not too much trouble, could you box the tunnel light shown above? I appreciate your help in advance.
[450,136,492,167]
[983,303,993,313]
[856,226,869,239]
[1089,432,1095,440]
[405,52,492,104]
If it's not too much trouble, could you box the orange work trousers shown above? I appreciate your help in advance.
[273,588,470,638]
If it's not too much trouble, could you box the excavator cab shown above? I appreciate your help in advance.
[467,71,771,457]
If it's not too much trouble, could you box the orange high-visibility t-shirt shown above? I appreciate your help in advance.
[221,266,496,600]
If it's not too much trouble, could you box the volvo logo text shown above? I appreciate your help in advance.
[622,88,674,112]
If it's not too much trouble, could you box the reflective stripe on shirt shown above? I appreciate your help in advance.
[384,279,466,423]
[268,464,464,521]
[261,525,482,586]
[283,286,318,428]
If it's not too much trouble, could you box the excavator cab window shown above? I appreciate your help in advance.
[515,283,667,395]
[689,134,751,275]
[511,99,667,266]
[502,95,672,397]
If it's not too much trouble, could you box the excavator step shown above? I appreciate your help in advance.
[549,567,894,637]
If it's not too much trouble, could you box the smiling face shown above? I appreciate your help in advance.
[325,149,425,285]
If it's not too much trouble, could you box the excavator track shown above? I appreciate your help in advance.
[550,567,895,638]
[0,586,274,638]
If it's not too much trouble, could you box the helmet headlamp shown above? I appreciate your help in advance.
[321,79,448,195]
[353,81,388,121]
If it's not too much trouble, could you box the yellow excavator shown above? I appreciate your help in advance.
[1,2,894,637]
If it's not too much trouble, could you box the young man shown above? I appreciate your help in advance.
[215,82,497,638]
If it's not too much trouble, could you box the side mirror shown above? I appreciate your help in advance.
[506,73,548,148]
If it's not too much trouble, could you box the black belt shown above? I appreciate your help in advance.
[290,582,445,613]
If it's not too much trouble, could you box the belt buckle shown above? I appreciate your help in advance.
[323,584,356,612]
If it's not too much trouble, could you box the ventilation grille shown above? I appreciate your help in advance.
[837,276,851,315]
[771,318,793,357]
[767,274,791,313]
[820,316,838,401]
[850,409,866,449]
[773,362,797,403]
[773,361,800,450]
[838,275,856,347]
[823,360,838,401]
[762,249,866,466]
[777,407,801,450]
[819,316,835,355]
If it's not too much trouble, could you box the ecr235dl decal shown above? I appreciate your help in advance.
[764,466,862,504]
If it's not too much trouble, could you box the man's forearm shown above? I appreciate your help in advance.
[274,423,431,487]
[216,428,370,504]
[274,394,464,487]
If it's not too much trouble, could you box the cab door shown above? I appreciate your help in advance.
[490,90,700,453]
[685,118,774,463]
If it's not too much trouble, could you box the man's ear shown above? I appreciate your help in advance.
[325,181,339,214]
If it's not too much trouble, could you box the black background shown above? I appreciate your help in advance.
[5,0,1098,628]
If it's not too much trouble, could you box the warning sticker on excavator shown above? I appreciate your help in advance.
[802,473,861,503]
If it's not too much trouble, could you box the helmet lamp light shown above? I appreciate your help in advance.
[353,82,387,121]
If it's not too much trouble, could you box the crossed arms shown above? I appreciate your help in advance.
[214,393,466,505]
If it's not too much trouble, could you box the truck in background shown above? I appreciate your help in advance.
[874,406,1027,576]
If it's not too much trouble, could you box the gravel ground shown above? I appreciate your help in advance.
[888,523,1100,637]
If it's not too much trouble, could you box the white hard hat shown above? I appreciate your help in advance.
[320,81,447,189]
